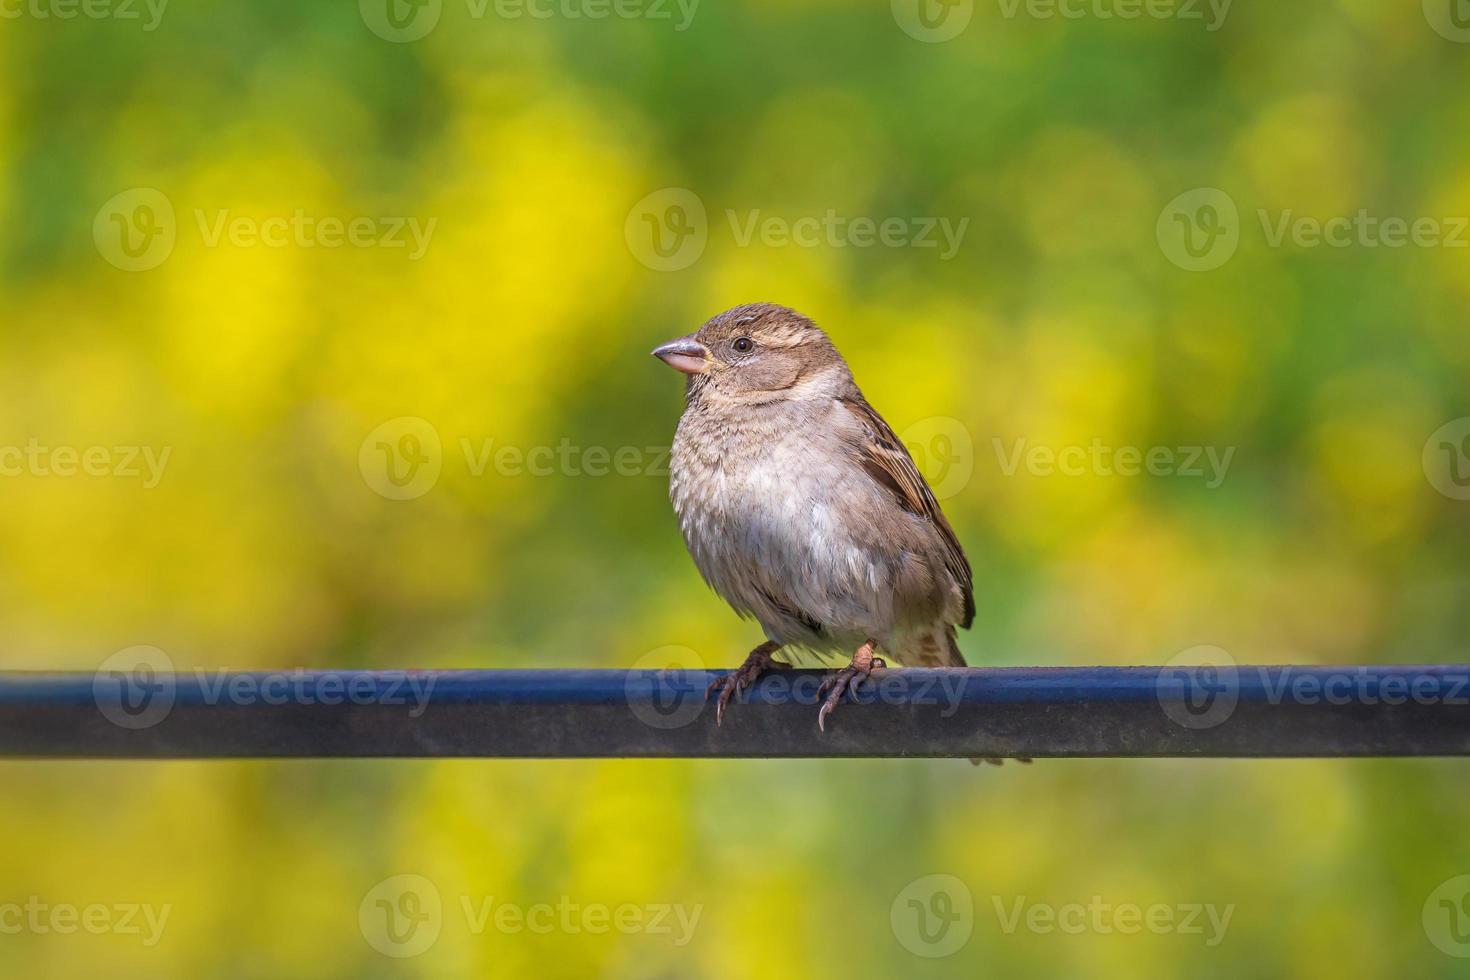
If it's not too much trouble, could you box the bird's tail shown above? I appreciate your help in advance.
[907,626,1031,767]
[943,626,968,668]
[904,624,968,667]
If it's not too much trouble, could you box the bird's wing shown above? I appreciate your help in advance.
[838,395,975,629]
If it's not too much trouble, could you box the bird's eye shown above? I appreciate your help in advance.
[732,337,755,354]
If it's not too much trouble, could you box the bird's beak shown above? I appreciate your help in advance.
[651,335,711,375]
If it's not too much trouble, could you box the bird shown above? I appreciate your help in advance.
[651,302,979,734]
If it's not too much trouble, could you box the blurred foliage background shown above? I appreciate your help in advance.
[3,0,1470,976]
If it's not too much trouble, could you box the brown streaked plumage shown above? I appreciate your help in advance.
[652,303,982,733]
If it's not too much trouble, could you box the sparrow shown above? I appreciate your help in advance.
[652,302,976,732]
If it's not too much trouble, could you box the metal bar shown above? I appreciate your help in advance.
[1,665,1468,759]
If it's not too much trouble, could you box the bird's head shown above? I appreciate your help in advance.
[651,303,850,405]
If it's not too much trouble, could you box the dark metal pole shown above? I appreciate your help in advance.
[1,665,1468,759]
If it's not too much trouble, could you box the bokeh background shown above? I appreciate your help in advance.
[4,0,1470,976]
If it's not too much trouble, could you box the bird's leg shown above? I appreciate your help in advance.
[816,640,887,732]
[706,640,783,726]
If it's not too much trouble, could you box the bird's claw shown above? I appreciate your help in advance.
[816,656,886,732]
[706,648,778,726]
[705,673,746,727]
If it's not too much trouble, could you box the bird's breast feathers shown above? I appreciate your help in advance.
[669,399,958,648]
